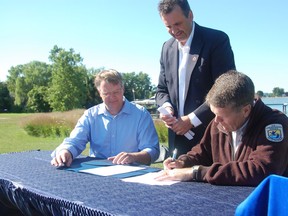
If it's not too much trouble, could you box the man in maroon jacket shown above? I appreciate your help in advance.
[155,71,288,186]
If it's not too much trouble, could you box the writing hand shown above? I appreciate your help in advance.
[163,157,185,170]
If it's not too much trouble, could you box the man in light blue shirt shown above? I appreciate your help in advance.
[51,69,159,166]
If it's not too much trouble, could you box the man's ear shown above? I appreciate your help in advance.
[189,10,194,21]
[243,104,252,118]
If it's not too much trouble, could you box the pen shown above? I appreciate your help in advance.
[172,148,177,161]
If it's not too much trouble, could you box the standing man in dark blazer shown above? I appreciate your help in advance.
[156,0,236,157]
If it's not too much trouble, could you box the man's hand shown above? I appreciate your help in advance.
[163,157,185,170]
[159,106,177,128]
[108,152,136,164]
[51,149,73,167]
[154,167,193,182]
[171,115,193,135]
[108,151,151,165]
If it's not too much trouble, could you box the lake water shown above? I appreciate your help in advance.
[261,97,288,114]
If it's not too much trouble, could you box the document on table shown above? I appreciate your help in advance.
[79,165,145,176]
[122,172,179,186]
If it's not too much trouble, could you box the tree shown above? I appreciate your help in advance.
[0,82,12,112]
[256,90,264,98]
[6,61,52,112]
[6,65,25,109]
[272,87,285,97]
[27,86,51,112]
[122,71,152,101]
[48,45,87,111]
[84,68,103,108]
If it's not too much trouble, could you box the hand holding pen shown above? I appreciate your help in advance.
[163,148,185,170]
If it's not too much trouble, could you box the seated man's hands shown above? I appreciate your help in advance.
[51,149,73,167]
[108,152,136,164]
[108,151,151,165]
[163,157,185,170]
[154,158,191,181]
[154,167,193,182]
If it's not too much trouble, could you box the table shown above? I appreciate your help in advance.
[0,150,254,216]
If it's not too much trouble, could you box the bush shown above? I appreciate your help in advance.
[21,110,169,144]
[154,119,168,143]
[21,109,84,138]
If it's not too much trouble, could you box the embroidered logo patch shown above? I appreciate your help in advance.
[265,124,284,142]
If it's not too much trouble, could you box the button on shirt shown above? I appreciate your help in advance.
[51,98,160,162]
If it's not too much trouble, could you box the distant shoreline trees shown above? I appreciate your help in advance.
[1,45,156,113]
[0,45,287,113]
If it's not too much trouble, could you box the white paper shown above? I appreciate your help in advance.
[157,106,194,140]
[122,172,179,186]
[80,165,145,176]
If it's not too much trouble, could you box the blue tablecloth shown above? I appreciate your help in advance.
[235,174,288,216]
[0,150,254,216]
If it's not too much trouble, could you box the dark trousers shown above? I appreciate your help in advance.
[168,125,206,158]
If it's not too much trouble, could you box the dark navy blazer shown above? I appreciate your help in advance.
[156,22,236,156]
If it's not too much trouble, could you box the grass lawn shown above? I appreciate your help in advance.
[0,113,89,155]
[0,113,164,168]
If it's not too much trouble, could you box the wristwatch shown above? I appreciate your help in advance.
[192,165,200,181]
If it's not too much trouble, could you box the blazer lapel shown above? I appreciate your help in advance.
[168,40,179,104]
[184,53,198,101]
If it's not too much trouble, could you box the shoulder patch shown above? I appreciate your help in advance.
[265,124,284,142]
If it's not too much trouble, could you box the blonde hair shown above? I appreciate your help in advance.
[94,69,123,90]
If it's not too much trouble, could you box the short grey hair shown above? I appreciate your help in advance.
[205,71,255,111]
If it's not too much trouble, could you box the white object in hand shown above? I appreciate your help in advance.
[157,106,194,140]
[172,148,177,161]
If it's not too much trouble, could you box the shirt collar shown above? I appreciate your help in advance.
[98,97,130,117]
[217,117,250,135]
[234,119,249,135]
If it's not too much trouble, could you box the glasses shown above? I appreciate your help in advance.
[100,88,123,97]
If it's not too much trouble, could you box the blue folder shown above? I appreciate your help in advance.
[58,156,161,178]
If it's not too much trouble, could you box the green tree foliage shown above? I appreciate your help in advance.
[27,86,51,112]
[6,64,24,107]
[85,68,103,108]
[272,87,285,97]
[48,45,87,111]
[256,90,264,98]
[4,45,158,113]
[0,82,12,112]
[6,61,51,111]
[15,76,27,107]
[122,71,153,101]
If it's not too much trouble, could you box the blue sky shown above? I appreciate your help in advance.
[0,0,287,93]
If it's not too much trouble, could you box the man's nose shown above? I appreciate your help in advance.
[214,116,222,123]
[170,26,178,34]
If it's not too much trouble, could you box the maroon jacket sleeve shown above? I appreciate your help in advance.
[179,118,288,186]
